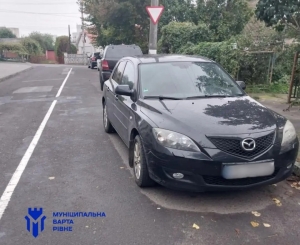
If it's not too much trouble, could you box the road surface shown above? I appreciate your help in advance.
[0,65,299,245]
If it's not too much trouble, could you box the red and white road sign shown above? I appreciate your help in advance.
[146,6,164,25]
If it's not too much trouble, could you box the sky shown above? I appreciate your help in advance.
[0,0,82,37]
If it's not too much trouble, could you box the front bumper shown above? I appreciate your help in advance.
[144,143,298,192]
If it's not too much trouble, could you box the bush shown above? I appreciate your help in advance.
[158,22,212,54]
[20,37,43,55]
[178,40,241,78]
[0,43,28,55]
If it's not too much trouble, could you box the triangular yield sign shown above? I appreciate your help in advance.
[146,6,164,25]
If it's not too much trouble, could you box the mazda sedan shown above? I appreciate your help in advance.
[102,55,299,192]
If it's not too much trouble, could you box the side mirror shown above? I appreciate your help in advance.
[236,81,246,90]
[115,85,134,96]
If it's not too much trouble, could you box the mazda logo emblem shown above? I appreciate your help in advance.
[241,138,256,151]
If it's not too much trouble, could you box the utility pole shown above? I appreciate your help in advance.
[68,25,71,53]
[81,0,86,65]
[149,0,159,54]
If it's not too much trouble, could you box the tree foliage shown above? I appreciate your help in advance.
[159,0,198,28]
[55,36,77,57]
[28,32,54,53]
[196,0,252,41]
[20,37,43,55]
[158,22,211,53]
[0,27,17,38]
[256,0,300,33]
[0,43,27,55]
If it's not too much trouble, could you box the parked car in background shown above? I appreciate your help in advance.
[88,52,101,69]
[102,54,299,192]
[99,44,143,90]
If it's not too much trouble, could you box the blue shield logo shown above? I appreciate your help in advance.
[25,208,46,238]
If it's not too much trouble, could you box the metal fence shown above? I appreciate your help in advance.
[64,53,88,65]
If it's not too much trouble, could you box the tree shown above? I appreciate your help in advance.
[55,36,77,57]
[256,0,300,34]
[0,27,16,38]
[28,32,54,53]
[159,0,198,26]
[81,0,149,52]
[20,37,43,55]
[196,0,252,41]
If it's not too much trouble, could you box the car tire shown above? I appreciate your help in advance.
[103,103,114,133]
[100,72,104,91]
[133,135,155,188]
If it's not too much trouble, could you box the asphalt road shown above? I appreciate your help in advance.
[0,65,299,245]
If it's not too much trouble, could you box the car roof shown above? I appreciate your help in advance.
[105,44,141,49]
[124,54,213,64]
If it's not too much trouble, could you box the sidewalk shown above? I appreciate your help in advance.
[0,62,32,82]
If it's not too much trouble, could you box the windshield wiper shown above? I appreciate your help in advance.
[186,95,239,99]
[143,95,185,100]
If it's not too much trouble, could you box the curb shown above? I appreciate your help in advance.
[293,162,300,177]
[0,66,33,83]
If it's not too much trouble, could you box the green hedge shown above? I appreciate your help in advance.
[178,40,240,78]
[0,43,28,55]
[158,22,212,54]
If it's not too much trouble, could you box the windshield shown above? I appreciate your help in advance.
[105,46,143,58]
[139,62,244,98]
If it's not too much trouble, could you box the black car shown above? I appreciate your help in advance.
[88,52,101,69]
[99,44,143,91]
[102,55,299,192]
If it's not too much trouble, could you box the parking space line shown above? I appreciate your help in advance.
[56,68,72,97]
[0,67,73,220]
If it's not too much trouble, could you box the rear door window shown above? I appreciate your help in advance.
[105,46,142,59]
[112,61,127,84]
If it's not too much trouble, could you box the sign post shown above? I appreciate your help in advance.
[146,1,164,54]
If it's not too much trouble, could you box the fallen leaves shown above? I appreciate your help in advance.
[263,223,271,228]
[272,198,282,207]
[251,211,261,217]
[48,177,55,180]
[235,228,240,236]
[250,221,259,228]
[192,223,200,230]
[290,181,300,190]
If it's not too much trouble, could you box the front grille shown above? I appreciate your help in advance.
[207,132,275,159]
[203,169,279,186]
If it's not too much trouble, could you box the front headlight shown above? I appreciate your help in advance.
[152,128,200,152]
[281,120,297,147]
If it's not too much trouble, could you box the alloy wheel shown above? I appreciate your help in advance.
[134,142,141,180]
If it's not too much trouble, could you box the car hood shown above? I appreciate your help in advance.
[140,96,277,138]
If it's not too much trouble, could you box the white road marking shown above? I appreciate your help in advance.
[0,67,73,220]
[56,68,72,97]
[0,100,57,219]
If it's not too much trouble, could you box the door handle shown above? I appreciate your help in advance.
[115,94,118,100]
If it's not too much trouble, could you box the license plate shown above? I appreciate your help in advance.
[222,161,275,179]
